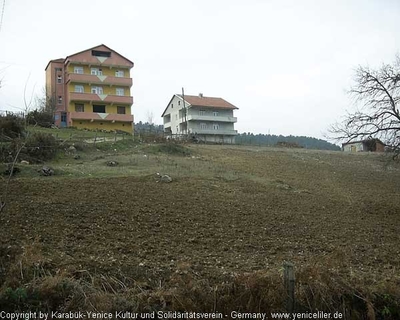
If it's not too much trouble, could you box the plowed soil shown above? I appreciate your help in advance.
[1,145,399,285]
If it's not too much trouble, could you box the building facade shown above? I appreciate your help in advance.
[162,93,238,143]
[45,44,134,133]
[342,139,385,152]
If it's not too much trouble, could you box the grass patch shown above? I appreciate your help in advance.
[143,143,191,156]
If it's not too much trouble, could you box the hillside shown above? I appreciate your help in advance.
[235,133,341,150]
[0,143,399,317]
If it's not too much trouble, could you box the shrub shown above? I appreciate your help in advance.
[145,142,191,156]
[0,114,25,140]
[26,109,53,128]
[23,132,59,162]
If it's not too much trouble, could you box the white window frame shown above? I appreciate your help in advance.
[213,123,220,130]
[115,70,124,77]
[91,86,103,95]
[116,88,124,96]
[75,85,84,93]
[213,111,219,117]
[91,68,103,76]
[57,75,62,84]
[74,66,84,74]
[199,110,206,116]
[200,123,207,129]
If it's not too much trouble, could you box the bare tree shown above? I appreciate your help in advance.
[35,87,56,114]
[330,56,400,152]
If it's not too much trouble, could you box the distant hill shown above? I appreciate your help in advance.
[236,133,341,151]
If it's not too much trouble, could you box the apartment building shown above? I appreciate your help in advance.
[45,44,134,133]
[162,93,238,143]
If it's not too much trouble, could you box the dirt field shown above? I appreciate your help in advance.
[1,144,400,315]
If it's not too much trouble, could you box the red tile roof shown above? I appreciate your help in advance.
[181,95,238,109]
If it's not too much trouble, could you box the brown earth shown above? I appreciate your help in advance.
[0,145,400,314]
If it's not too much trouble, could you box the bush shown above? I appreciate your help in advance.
[27,110,53,128]
[23,132,59,162]
[0,114,25,140]
[145,142,191,156]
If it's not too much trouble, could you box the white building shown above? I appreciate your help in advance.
[161,93,238,144]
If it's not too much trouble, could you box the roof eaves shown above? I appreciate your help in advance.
[65,44,134,67]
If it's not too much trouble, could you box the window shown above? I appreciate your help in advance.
[117,106,126,114]
[74,66,83,74]
[200,123,207,129]
[92,50,111,57]
[115,70,124,77]
[171,103,174,108]
[116,88,124,96]
[58,96,62,104]
[213,111,219,117]
[213,123,220,130]
[57,75,62,84]
[178,101,181,105]
[93,105,106,113]
[199,110,206,116]
[75,104,84,112]
[75,85,84,93]
[176,114,178,120]
[61,112,67,122]
[176,126,179,132]
[91,86,103,95]
[91,68,103,76]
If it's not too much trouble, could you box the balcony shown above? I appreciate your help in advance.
[69,92,133,105]
[67,73,133,87]
[186,114,237,122]
[192,129,238,135]
[163,121,171,128]
[70,112,133,122]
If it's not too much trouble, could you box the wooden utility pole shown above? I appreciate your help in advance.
[182,87,188,137]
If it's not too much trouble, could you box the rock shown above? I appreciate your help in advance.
[106,160,118,167]
[73,154,81,160]
[155,172,172,183]
[68,145,76,152]
[40,166,54,176]
[20,160,29,165]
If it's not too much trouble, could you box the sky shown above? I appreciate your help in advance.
[1,0,400,140]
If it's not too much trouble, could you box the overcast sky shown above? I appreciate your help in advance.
[1,0,400,139]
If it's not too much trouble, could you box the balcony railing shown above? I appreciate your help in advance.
[67,73,133,87]
[163,121,171,128]
[186,114,237,123]
[70,112,133,122]
[191,129,238,135]
[69,92,133,105]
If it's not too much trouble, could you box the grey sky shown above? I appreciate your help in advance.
[1,0,400,139]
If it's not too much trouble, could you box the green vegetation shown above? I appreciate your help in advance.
[0,113,25,139]
[143,142,191,156]
[236,133,341,150]
[26,109,53,128]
